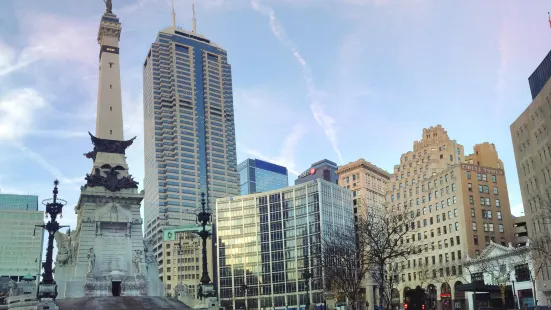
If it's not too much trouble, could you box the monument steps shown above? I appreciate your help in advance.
[56,296,190,309]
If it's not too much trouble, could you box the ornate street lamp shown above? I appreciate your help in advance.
[34,180,69,301]
[195,192,214,300]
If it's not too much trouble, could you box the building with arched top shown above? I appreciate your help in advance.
[388,125,516,310]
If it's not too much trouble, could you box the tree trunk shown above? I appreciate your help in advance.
[379,264,385,310]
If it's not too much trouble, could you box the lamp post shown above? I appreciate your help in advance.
[34,180,69,301]
[303,249,313,309]
[196,192,213,299]
[241,283,250,310]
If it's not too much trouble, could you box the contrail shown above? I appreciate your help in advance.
[251,0,344,164]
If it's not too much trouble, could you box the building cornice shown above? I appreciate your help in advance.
[337,159,391,180]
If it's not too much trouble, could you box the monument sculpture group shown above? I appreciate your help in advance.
[49,0,163,299]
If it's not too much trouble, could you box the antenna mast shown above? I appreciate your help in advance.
[172,0,176,27]
[192,1,197,32]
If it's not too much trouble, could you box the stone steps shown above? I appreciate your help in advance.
[57,296,190,309]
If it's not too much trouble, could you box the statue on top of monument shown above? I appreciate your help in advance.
[103,0,112,13]
[87,248,96,274]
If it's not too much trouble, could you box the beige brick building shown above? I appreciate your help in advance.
[162,225,213,307]
[337,159,391,217]
[388,125,515,310]
[336,159,391,308]
[511,73,551,304]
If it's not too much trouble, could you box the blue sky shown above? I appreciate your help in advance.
[0,0,549,230]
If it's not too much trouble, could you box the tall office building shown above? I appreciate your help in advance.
[295,159,338,185]
[238,159,288,195]
[143,11,239,262]
[215,180,354,310]
[511,49,551,304]
[337,158,390,216]
[388,125,515,310]
[0,194,43,282]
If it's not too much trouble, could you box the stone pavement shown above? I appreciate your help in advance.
[56,296,191,309]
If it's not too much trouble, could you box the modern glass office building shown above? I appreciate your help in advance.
[215,180,354,310]
[295,159,339,185]
[142,24,239,262]
[0,194,38,210]
[0,194,43,281]
[238,159,288,195]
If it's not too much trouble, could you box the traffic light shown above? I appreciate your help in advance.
[422,305,425,310]
[404,304,408,310]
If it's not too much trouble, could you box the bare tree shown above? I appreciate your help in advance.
[364,207,418,310]
[322,217,370,310]
[322,204,416,310]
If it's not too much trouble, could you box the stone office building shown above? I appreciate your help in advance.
[388,125,515,310]
[511,48,551,305]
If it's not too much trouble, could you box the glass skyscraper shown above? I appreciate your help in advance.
[215,180,354,310]
[0,194,38,210]
[143,25,239,261]
[0,194,43,282]
[238,159,288,195]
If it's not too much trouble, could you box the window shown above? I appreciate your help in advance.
[498,224,504,232]
[474,235,478,245]
[469,196,474,204]
[109,62,114,68]
[478,184,483,192]
[496,199,500,207]
[455,222,459,231]
[497,211,502,220]
[485,198,491,206]
[110,106,112,111]
[487,210,492,219]
[110,129,112,135]
[471,208,475,217]
[482,174,487,182]
[492,175,497,182]
[477,173,482,181]
[467,171,471,179]
[452,183,456,192]
[493,187,499,194]
[472,223,477,231]
[447,198,451,206]
[453,196,457,204]
[468,183,472,191]
[480,197,485,205]
[483,185,489,193]
[454,209,458,217]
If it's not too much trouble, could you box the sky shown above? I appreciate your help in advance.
[0,0,550,235]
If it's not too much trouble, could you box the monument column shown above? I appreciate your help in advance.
[96,0,124,141]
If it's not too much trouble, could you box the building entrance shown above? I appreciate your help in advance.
[112,281,121,296]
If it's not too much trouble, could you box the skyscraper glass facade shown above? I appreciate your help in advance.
[143,26,239,260]
[0,194,38,211]
[238,159,288,195]
[0,194,43,281]
[215,180,354,310]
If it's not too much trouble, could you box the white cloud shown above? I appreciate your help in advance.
[11,142,82,189]
[243,124,308,176]
[250,0,344,164]
[0,88,47,141]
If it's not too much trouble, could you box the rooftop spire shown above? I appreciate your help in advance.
[172,0,176,28]
[192,1,197,33]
